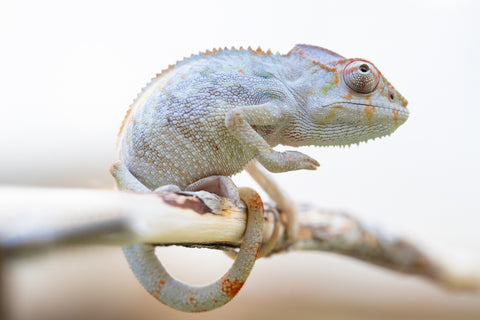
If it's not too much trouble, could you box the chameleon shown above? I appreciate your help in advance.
[110,44,408,312]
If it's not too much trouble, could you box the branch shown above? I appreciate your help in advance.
[0,186,478,291]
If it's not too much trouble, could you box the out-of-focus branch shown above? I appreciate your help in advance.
[292,204,480,291]
[0,186,478,291]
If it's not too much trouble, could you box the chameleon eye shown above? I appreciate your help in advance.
[342,60,380,94]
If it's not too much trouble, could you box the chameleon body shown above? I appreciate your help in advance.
[111,44,408,311]
[115,44,408,191]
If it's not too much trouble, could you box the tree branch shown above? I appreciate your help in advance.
[0,186,478,291]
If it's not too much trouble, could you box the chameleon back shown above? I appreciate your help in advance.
[116,50,295,190]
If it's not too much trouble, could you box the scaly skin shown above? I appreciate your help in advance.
[111,44,408,312]
[114,44,407,190]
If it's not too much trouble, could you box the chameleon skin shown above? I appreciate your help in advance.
[115,44,408,191]
[111,44,408,311]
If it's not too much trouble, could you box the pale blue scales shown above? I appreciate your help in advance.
[116,45,407,190]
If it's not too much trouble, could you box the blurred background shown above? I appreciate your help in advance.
[1,0,479,319]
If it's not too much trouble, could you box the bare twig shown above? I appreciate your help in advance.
[0,186,478,291]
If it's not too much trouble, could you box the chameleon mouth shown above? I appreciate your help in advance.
[323,102,409,115]
[323,102,409,123]
[310,102,409,147]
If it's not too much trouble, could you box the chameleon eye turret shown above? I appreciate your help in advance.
[342,60,380,94]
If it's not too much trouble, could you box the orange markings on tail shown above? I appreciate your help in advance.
[221,278,244,298]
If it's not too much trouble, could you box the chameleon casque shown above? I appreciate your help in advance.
[111,44,408,312]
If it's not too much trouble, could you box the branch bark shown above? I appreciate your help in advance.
[0,186,478,291]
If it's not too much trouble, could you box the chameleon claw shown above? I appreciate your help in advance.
[122,187,264,312]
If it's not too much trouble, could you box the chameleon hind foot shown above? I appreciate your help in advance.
[187,175,281,259]
[185,175,242,207]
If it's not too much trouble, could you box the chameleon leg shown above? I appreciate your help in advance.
[122,187,264,312]
[110,160,150,192]
[246,160,299,243]
[225,103,320,173]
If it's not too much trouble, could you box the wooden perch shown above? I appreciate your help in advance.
[0,186,478,291]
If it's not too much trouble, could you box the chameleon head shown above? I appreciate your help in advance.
[288,44,409,146]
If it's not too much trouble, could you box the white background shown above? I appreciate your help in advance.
[1,1,479,319]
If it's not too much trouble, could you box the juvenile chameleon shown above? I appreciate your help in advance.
[111,44,408,312]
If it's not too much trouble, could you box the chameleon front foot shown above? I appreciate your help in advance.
[122,187,264,312]
[256,150,320,173]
